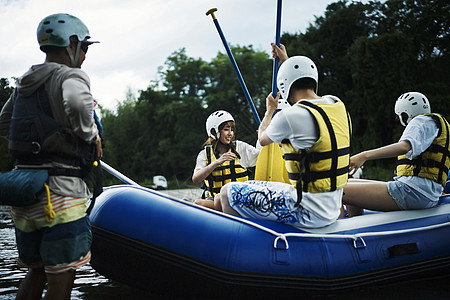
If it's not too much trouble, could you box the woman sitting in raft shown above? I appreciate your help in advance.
[192,110,260,209]
[342,92,450,217]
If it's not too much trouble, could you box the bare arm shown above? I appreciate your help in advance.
[258,92,279,146]
[349,140,412,175]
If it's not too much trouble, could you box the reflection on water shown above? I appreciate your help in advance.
[1,204,450,299]
[0,206,161,300]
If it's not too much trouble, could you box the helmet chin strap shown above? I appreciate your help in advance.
[65,41,81,68]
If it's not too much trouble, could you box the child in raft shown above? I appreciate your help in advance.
[192,110,260,209]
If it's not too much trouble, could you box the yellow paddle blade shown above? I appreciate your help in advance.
[255,143,290,183]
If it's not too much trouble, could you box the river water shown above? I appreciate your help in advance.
[1,189,450,299]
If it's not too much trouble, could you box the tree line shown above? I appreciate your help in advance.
[1,0,449,187]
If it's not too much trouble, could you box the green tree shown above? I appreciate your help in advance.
[206,45,272,144]
[280,0,449,178]
[101,0,449,183]
[0,78,15,171]
[101,46,272,184]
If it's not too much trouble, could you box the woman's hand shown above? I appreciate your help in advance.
[216,152,236,165]
[348,152,367,176]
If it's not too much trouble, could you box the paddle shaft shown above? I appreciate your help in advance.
[206,8,261,125]
[101,160,140,186]
[272,0,282,97]
[268,0,283,178]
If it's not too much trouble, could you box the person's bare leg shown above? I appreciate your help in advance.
[218,184,241,216]
[44,270,75,300]
[194,199,216,209]
[339,205,347,218]
[343,179,399,216]
[214,191,223,211]
[345,204,365,217]
[16,267,47,300]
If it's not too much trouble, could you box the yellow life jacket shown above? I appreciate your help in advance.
[395,113,450,187]
[281,99,351,205]
[203,144,248,197]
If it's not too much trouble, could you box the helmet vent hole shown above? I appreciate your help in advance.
[422,98,427,104]
[294,65,299,69]
[311,64,315,69]
[45,29,53,34]
[58,20,65,23]
[43,21,50,25]
[411,102,418,106]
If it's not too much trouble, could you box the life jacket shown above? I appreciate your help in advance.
[395,113,450,187]
[281,99,351,205]
[8,85,97,178]
[203,144,248,197]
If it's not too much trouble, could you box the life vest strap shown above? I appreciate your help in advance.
[396,158,449,178]
[299,101,340,192]
[307,147,350,163]
[207,170,249,182]
[427,143,450,157]
[302,165,349,184]
[283,152,305,161]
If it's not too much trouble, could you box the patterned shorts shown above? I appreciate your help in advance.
[227,180,331,228]
[11,191,92,274]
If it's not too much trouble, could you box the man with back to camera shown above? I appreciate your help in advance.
[0,13,102,299]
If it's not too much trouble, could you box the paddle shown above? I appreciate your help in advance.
[254,0,289,183]
[206,8,261,125]
[101,160,140,186]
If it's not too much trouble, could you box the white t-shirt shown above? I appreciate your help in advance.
[194,140,260,172]
[265,96,345,222]
[395,114,443,201]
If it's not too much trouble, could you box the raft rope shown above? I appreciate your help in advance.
[132,185,450,251]
[210,210,450,250]
[271,222,450,250]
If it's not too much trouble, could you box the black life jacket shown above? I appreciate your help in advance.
[8,85,96,178]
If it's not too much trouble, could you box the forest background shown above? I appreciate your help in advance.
[1,0,449,189]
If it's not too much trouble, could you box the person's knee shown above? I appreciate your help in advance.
[214,184,229,211]
[46,269,75,285]
[45,270,75,299]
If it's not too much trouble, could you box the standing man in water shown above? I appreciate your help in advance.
[0,13,101,299]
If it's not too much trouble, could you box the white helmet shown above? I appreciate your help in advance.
[277,56,318,100]
[277,97,291,111]
[205,110,234,139]
[394,92,430,126]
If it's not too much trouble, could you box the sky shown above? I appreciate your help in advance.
[1,0,346,111]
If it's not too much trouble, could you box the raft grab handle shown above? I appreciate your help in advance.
[206,203,450,251]
[274,235,289,250]
[353,236,366,249]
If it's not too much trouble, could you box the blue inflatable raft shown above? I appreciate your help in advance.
[89,185,450,297]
